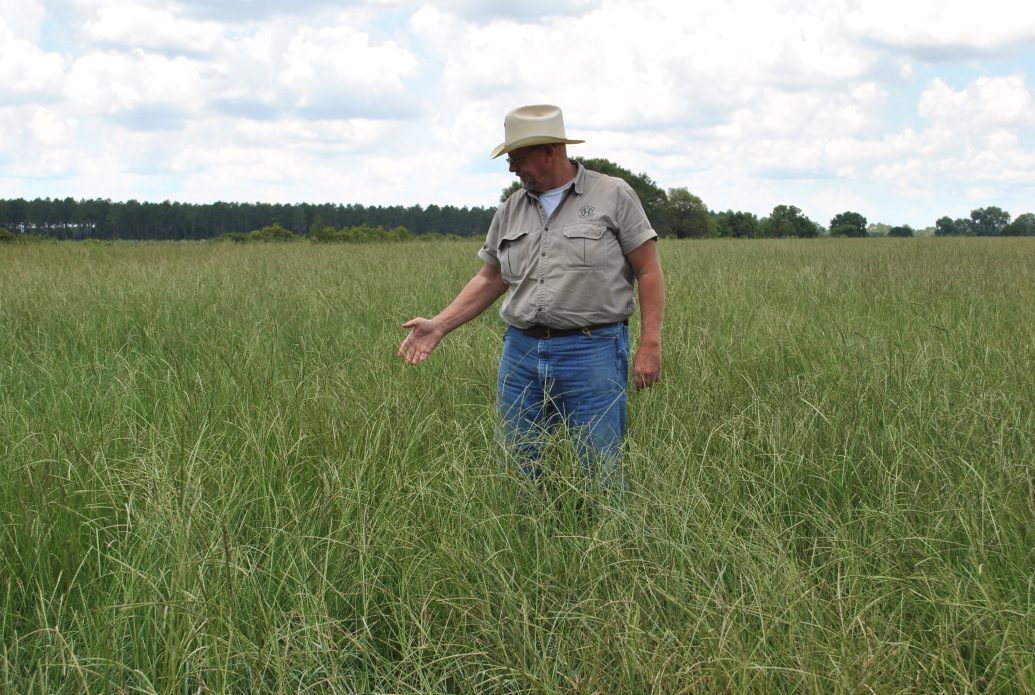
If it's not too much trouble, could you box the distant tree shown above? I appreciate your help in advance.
[935,217,974,236]
[216,232,249,243]
[388,225,412,242]
[308,215,324,237]
[500,180,522,203]
[1002,212,1035,236]
[310,224,342,242]
[970,206,1011,237]
[291,206,309,235]
[0,198,28,233]
[888,225,914,237]
[422,204,443,235]
[829,211,867,237]
[761,205,820,238]
[714,210,759,238]
[123,199,146,238]
[249,223,295,242]
[867,222,891,237]
[761,207,793,238]
[26,197,53,233]
[935,216,958,236]
[662,188,715,238]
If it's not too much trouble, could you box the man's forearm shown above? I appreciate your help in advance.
[637,266,664,346]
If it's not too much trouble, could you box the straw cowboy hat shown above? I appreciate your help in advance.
[490,104,585,159]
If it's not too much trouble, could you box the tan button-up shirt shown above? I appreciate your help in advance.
[478,162,658,330]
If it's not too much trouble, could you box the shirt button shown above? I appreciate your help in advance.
[541,251,546,257]
[539,279,544,284]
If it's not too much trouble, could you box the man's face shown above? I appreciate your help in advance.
[507,145,548,192]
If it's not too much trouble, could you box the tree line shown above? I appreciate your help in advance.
[0,198,495,242]
[517,159,1035,240]
[2,158,1033,243]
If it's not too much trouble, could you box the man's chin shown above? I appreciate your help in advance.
[521,178,538,192]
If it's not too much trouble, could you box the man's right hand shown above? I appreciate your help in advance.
[397,318,445,365]
[396,263,508,366]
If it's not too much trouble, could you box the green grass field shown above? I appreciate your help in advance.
[1,238,1033,694]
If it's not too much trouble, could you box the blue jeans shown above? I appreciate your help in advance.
[497,322,630,493]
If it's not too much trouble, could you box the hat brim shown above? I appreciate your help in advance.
[490,136,585,159]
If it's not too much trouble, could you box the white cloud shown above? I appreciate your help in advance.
[0,15,65,98]
[843,0,1035,58]
[410,0,601,22]
[30,106,78,147]
[65,51,205,122]
[713,84,886,141]
[227,117,396,154]
[0,0,46,38]
[870,74,1035,206]
[278,22,419,116]
[0,105,78,178]
[171,0,363,22]
[807,187,879,225]
[918,74,1035,128]
[80,2,227,54]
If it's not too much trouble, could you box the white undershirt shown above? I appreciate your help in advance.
[537,180,574,218]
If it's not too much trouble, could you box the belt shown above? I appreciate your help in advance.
[518,320,627,340]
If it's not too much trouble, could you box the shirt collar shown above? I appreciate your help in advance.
[571,161,587,195]
[522,160,586,203]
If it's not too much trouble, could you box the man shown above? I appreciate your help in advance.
[397,104,664,494]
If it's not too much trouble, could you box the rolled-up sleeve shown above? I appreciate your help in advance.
[615,182,658,255]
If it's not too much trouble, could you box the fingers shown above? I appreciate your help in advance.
[404,338,424,363]
[398,318,423,361]
[397,331,417,359]
[398,319,435,364]
[633,345,662,390]
[412,346,430,364]
[399,339,428,364]
[633,358,661,390]
[634,370,659,391]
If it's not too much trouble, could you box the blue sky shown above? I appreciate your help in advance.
[2,0,1034,229]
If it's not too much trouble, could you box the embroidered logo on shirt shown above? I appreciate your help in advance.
[579,205,595,219]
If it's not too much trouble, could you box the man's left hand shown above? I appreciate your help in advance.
[633,343,661,391]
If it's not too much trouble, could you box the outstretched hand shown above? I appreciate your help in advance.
[397,318,445,365]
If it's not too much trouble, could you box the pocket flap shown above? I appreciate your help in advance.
[501,228,530,243]
[562,222,606,241]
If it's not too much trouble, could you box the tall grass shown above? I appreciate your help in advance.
[1,238,1033,693]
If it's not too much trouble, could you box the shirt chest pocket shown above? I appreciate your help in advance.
[561,222,609,269]
[498,228,532,283]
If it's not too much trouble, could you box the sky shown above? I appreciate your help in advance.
[2,0,1034,229]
